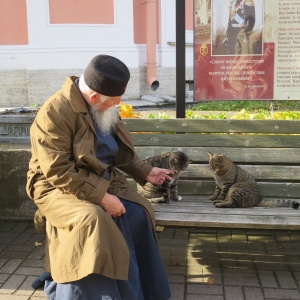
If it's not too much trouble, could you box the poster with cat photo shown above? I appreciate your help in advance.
[194,0,298,101]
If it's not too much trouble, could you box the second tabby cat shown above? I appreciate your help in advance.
[208,152,300,209]
[137,151,192,203]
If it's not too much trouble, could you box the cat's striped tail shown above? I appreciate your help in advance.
[258,199,300,209]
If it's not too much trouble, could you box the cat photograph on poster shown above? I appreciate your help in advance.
[211,0,264,56]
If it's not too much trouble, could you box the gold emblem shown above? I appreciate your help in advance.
[200,44,208,56]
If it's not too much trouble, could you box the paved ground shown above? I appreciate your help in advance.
[0,220,300,300]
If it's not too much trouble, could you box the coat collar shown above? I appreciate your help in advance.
[61,76,96,135]
[62,76,88,114]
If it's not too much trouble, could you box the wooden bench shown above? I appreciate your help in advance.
[123,118,300,231]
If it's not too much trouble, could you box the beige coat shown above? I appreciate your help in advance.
[26,77,154,283]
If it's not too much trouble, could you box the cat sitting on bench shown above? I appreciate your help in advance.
[208,152,299,209]
[137,150,192,203]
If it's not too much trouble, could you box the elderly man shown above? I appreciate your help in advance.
[26,54,172,300]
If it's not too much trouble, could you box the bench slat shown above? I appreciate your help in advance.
[152,197,300,230]
[132,134,300,148]
[183,165,300,181]
[124,119,300,134]
[154,212,300,230]
[153,197,300,216]
[135,147,300,164]
[176,181,300,198]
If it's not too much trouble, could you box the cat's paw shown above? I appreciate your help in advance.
[172,196,182,201]
[214,200,225,208]
[149,197,168,203]
[214,203,226,208]
[213,200,224,205]
[214,200,234,208]
[208,195,217,200]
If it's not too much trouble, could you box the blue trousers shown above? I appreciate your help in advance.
[44,199,171,300]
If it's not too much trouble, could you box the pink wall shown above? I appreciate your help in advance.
[185,0,194,31]
[133,0,194,44]
[0,0,194,45]
[0,0,28,45]
[49,0,114,24]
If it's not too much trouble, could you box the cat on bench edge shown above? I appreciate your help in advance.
[208,152,299,209]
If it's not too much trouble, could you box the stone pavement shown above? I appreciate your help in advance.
[0,220,300,300]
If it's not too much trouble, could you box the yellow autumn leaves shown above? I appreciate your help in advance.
[118,102,143,119]
[230,109,300,120]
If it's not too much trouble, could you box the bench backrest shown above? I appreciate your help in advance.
[123,119,300,200]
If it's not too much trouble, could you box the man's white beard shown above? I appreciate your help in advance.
[90,105,119,135]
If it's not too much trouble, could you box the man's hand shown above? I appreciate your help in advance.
[99,193,126,217]
[146,167,174,185]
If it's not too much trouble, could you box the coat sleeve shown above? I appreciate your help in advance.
[118,153,153,186]
[30,99,109,204]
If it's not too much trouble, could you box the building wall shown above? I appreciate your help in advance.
[0,0,28,45]
[0,0,194,107]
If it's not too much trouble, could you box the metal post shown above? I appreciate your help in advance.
[176,0,186,118]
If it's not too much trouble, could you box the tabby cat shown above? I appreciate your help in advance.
[137,151,192,203]
[208,152,300,209]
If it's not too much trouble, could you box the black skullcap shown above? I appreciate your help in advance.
[83,55,130,96]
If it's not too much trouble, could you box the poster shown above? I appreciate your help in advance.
[194,0,300,101]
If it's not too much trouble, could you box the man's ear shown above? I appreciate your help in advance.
[90,92,98,99]
[89,92,98,104]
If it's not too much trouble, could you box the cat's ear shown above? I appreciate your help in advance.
[208,152,213,158]
[217,156,223,162]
